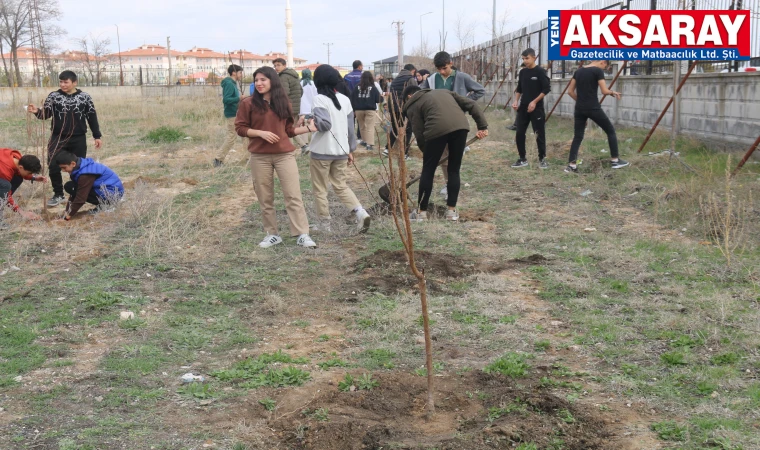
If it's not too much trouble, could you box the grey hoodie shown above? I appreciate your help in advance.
[421,71,486,101]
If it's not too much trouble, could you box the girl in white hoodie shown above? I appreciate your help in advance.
[308,65,371,233]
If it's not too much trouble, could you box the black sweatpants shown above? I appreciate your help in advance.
[515,107,546,160]
[48,134,87,197]
[64,181,101,206]
[418,129,468,211]
[0,175,24,206]
[568,108,619,163]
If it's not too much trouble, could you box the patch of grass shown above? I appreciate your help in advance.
[414,361,444,377]
[651,420,688,441]
[515,444,538,450]
[558,409,576,424]
[338,373,354,392]
[499,315,518,324]
[118,318,147,330]
[484,353,530,378]
[358,348,396,369]
[661,351,689,366]
[487,401,527,422]
[534,339,551,352]
[177,382,216,400]
[143,126,184,143]
[213,350,310,389]
[356,373,379,390]
[258,398,276,411]
[318,358,350,370]
[711,352,741,366]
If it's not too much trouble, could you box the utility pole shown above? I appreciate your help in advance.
[393,21,405,70]
[167,36,172,86]
[116,24,123,86]
[441,0,446,51]
[323,43,333,65]
[492,0,497,40]
[285,0,294,68]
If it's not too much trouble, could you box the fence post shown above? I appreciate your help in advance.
[139,67,143,86]
[647,0,656,75]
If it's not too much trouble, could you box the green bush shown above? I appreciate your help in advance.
[143,126,184,143]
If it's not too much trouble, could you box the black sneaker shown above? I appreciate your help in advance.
[564,165,579,174]
[382,149,389,157]
[301,145,310,155]
[611,159,630,169]
[366,144,375,151]
[47,195,65,207]
[507,124,517,131]
[511,159,528,168]
[539,159,549,169]
[213,158,223,167]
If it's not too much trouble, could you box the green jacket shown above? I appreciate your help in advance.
[221,77,240,118]
[402,89,488,152]
[279,68,302,116]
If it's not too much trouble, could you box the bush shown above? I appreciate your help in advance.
[143,126,184,143]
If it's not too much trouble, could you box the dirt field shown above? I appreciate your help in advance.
[1,95,759,450]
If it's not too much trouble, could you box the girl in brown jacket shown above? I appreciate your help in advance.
[235,67,316,248]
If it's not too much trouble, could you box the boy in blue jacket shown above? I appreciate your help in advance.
[56,151,124,221]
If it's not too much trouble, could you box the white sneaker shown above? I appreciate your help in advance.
[410,210,427,222]
[356,209,371,233]
[259,234,283,248]
[297,234,317,248]
[464,146,471,152]
[445,209,459,221]
[440,186,448,196]
[311,220,332,233]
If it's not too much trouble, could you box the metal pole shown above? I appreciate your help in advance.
[671,59,681,153]
[167,36,171,86]
[731,135,760,177]
[492,0,497,40]
[441,0,445,51]
[116,25,123,86]
[600,60,628,104]
[546,81,571,122]
[637,61,698,153]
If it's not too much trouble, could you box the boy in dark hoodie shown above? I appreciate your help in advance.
[0,149,45,222]
[55,151,124,221]
[274,58,307,150]
[28,70,102,208]
[402,86,488,222]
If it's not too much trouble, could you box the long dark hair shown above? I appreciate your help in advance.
[250,66,292,120]
[358,71,375,93]
[314,64,344,110]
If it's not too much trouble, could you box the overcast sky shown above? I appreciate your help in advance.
[56,0,582,66]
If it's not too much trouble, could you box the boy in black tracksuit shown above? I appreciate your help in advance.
[565,60,629,173]
[511,49,550,169]
[27,70,102,207]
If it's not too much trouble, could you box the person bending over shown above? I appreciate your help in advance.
[402,86,488,222]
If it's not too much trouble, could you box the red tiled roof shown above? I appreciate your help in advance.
[184,47,227,59]
[106,44,185,58]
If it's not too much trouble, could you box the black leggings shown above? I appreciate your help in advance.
[48,134,87,197]
[515,107,546,160]
[418,129,468,211]
[568,108,619,163]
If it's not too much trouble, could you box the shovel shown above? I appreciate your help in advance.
[378,136,481,204]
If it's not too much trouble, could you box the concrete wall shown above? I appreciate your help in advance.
[485,72,760,148]
[0,85,221,104]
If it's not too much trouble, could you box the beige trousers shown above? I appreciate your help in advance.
[216,117,239,162]
[250,152,310,237]
[355,110,377,147]
[309,158,361,220]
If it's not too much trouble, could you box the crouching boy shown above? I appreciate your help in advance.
[56,151,123,221]
[0,148,46,222]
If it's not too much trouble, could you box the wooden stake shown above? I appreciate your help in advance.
[731,135,760,177]
[546,80,571,122]
[599,60,628,104]
[637,61,698,153]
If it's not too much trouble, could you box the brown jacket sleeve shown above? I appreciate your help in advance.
[450,92,488,130]
[285,115,296,138]
[67,174,97,216]
[235,99,252,138]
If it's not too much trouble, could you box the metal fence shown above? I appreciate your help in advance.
[453,0,760,81]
